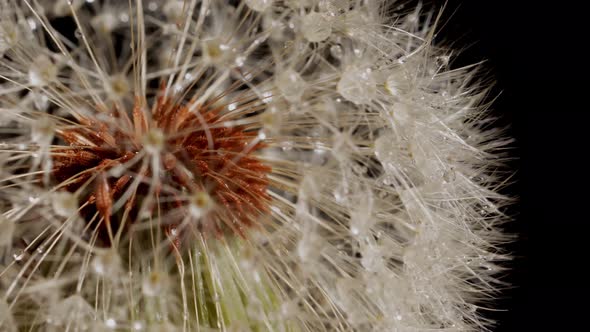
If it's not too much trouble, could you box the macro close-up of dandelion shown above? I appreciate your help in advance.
[0,0,514,331]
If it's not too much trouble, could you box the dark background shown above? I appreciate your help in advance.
[430,0,587,330]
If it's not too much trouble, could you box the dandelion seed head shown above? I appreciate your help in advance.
[0,0,513,330]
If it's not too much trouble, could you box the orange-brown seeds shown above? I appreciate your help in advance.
[51,86,271,245]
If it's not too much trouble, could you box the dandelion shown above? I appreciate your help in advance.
[1,1,512,331]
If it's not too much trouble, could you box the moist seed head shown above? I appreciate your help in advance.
[0,1,513,331]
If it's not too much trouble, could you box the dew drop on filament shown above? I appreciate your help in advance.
[275,69,306,103]
[301,12,332,42]
[337,67,377,105]
[245,0,273,12]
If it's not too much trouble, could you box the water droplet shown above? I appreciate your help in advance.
[481,263,495,272]
[31,91,50,111]
[319,0,347,16]
[51,192,79,218]
[301,12,332,42]
[189,192,213,218]
[26,18,37,31]
[105,318,117,329]
[234,55,246,67]
[330,44,343,59]
[337,67,376,105]
[109,164,125,177]
[119,13,129,23]
[261,90,273,104]
[12,251,24,261]
[142,271,167,297]
[28,196,40,204]
[287,16,297,30]
[436,55,450,68]
[281,141,293,151]
[147,2,158,11]
[245,0,273,12]
[385,71,411,97]
[143,128,165,155]
[443,168,456,183]
[106,75,130,99]
[228,102,238,111]
[253,271,261,283]
[132,321,145,331]
[275,69,306,103]
[280,300,299,318]
[91,251,121,276]
[202,38,231,65]
[49,295,95,327]
[333,186,346,204]
[28,55,58,87]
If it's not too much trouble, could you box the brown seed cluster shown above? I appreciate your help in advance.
[52,88,271,243]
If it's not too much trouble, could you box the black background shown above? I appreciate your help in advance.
[431,0,587,330]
